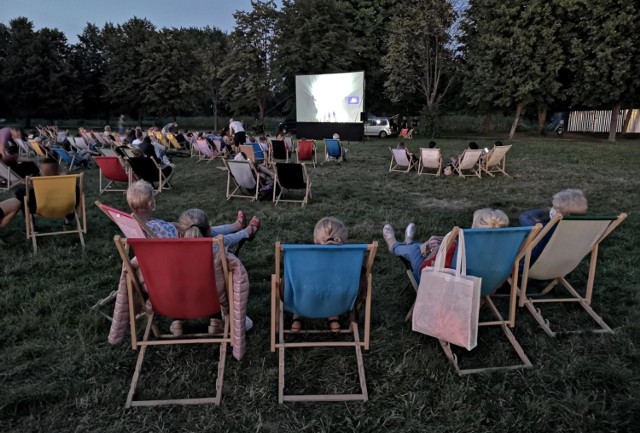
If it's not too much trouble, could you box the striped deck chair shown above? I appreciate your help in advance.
[271,242,378,402]
[424,226,541,375]
[0,160,24,191]
[454,149,483,178]
[482,145,512,177]
[297,139,317,167]
[95,156,130,193]
[389,147,417,173]
[115,236,232,407]
[273,163,311,207]
[194,138,216,162]
[323,138,344,162]
[223,158,261,201]
[24,174,87,253]
[519,213,627,337]
[418,148,443,176]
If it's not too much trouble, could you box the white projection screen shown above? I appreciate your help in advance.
[296,71,365,123]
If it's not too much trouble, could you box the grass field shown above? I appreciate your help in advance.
[1,136,639,432]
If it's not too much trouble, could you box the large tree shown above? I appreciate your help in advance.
[71,23,107,119]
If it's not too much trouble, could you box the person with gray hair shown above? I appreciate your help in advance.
[383,208,510,283]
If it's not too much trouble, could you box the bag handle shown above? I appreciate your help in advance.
[455,230,467,277]
[433,228,457,271]
[432,227,466,277]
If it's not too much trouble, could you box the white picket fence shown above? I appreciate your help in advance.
[568,109,640,133]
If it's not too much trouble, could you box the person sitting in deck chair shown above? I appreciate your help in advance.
[0,198,21,237]
[126,180,260,245]
[397,141,418,165]
[444,141,479,175]
[138,136,175,184]
[383,208,509,284]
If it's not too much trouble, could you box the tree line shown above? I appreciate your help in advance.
[0,0,637,141]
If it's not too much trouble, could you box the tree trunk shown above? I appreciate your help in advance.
[258,101,265,124]
[481,113,493,134]
[509,102,526,140]
[608,103,620,142]
[212,97,218,132]
[537,108,547,135]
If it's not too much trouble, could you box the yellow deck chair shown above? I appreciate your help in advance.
[454,148,483,178]
[28,139,48,159]
[154,131,169,148]
[271,242,378,402]
[482,145,512,177]
[165,133,183,150]
[519,213,627,337]
[418,148,443,176]
[24,174,87,253]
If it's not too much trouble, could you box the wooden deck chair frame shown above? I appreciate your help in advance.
[418,148,443,176]
[222,158,261,201]
[269,140,289,165]
[297,139,317,168]
[238,144,256,163]
[114,236,233,407]
[404,128,414,139]
[24,173,87,254]
[389,147,417,173]
[482,145,512,177]
[273,163,311,207]
[270,241,378,403]
[455,149,483,178]
[28,139,48,159]
[323,139,344,163]
[15,138,36,158]
[51,147,87,172]
[127,156,171,193]
[0,160,24,191]
[518,213,627,337]
[154,131,169,148]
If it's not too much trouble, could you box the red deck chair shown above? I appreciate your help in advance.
[95,156,130,193]
[297,139,317,168]
[115,236,232,408]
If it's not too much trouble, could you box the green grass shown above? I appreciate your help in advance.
[1,136,639,432]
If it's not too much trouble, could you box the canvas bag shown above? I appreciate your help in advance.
[412,230,481,350]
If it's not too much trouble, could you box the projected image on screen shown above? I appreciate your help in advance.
[296,71,364,123]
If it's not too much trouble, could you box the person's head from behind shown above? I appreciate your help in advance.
[104,125,112,133]
[332,133,340,140]
[178,208,210,238]
[397,141,406,149]
[494,140,503,147]
[127,180,154,217]
[468,142,479,150]
[314,217,348,245]
[39,157,60,176]
[428,141,437,148]
[472,208,509,229]
[551,189,587,217]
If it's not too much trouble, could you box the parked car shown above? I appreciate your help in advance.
[278,119,296,135]
[364,117,396,138]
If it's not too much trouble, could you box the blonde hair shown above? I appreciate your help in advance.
[178,208,210,238]
[472,208,509,228]
[126,180,154,213]
[552,189,588,216]
[314,217,348,245]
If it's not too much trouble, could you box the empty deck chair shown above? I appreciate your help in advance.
[94,156,131,193]
[389,147,417,173]
[115,236,232,407]
[0,160,24,191]
[297,139,317,167]
[519,213,627,337]
[454,148,483,178]
[271,242,378,402]
[323,138,344,162]
[418,148,443,176]
[223,158,261,201]
[273,163,311,207]
[482,144,512,177]
[24,174,87,253]
[269,140,289,164]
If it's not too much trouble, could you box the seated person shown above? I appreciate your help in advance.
[234,150,275,181]
[137,136,176,184]
[291,217,352,333]
[397,141,417,165]
[519,188,588,263]
[444,141,479,174]
[126,180,259,245]
[0,198,21,233]
[427,140,437,149]
[257,136,270,153]
[383,208,509,283]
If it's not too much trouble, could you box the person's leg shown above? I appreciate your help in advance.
[391,242,424,277]
[0,198,21,229]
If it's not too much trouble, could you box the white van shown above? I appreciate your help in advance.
[364,117,396,138]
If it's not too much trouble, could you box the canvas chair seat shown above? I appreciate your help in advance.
[455,148,483,178]
[0,160,24,191]
[52,147,89,171]
[270,140,289,163]
[115,236,232,407]
[418,148,443,176]
[273,163,311,206]
[271,242,378,402]
[127,156,171,192]
[223,158,260,201]
[519,214,627,337]
[389,147,416,173]
[194,138,216,161]
[482,144,512,177]
[297,139,317,167]
[324,139,344,162]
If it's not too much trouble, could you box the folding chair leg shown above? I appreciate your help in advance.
[126,317,153,408]
[352,323,368,401]
[75,212,85,249]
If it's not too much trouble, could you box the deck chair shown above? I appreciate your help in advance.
[271,242,378,402]
[154,131,169,148]
[284,136,295,153]
[222,158,261,201]
[51,147,90,171]
[99,147,118,157]
[273,163,311,207]
[269,140,289,164]
[454,148,483,178]
[238,144,256,163]
[297,139,316,167]
[95,156,130,193]
[165,133,183,150]
[92,132,109,148]
[0,160,24,191]
[127,156,171,192]
[28,139,49,159]
[194,138,217,162]
[24,174,87,253]
[73,137,93,154]
[398,128,409,139]
[115,236,232,407]
[518,213,627,337]
[482,145,512,177]
[425,226,540,375]
[251,143,266,163]
[15,138,36,158]
[323,139,344,162]
[418,148,443,176]
[389,147,417,173]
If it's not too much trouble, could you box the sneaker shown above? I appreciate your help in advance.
[170,320,183,337]
[245,316,254,332]
[208,318,223,334]
[382,224,397,252]
[404,223,416,244]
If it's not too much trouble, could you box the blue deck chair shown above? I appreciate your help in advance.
[250,142,266,163]
[323,138,344,162]
[427,226,540,375]
[271,242,378,403]
[519,213,627,337]
[52,146,90,171]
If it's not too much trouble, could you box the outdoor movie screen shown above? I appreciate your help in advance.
[295,71,364,123]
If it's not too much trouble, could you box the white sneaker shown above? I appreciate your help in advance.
[404,223,416,244]
[245,316,254,332]
[382,224,397,252]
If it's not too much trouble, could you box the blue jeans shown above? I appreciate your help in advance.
[392,242,423,283]
[211,223,247,248]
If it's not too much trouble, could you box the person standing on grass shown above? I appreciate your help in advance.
[229,118,246,149]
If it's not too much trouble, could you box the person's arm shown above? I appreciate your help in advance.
[519,208,549,226]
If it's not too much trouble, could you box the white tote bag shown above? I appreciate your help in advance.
[412,230,481,350]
